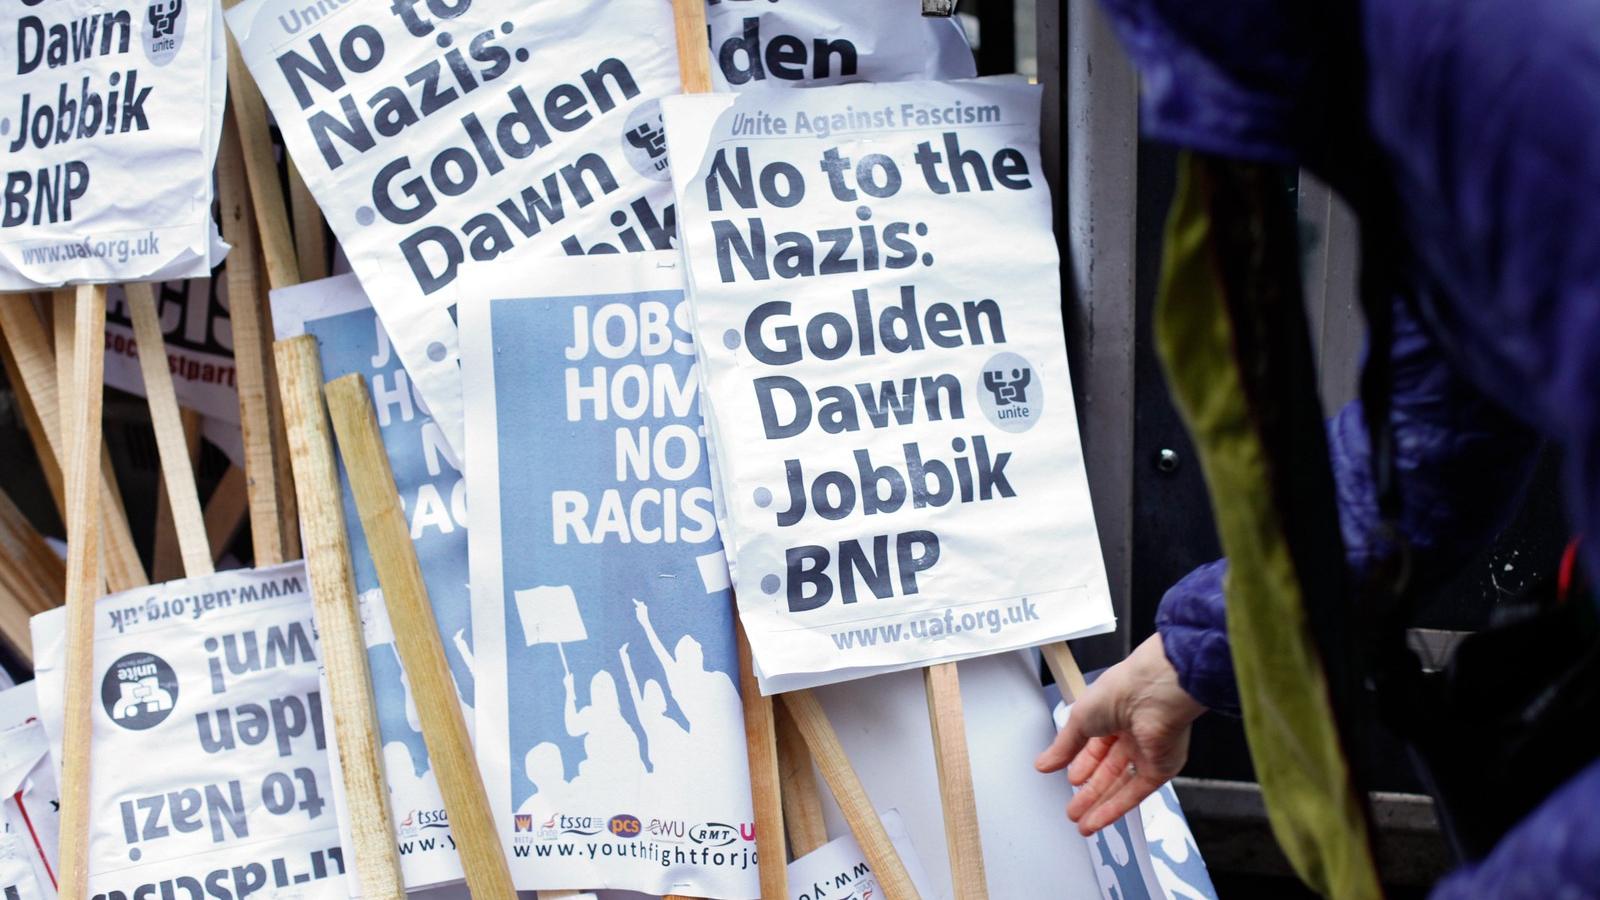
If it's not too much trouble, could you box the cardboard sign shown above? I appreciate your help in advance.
[0,0,226,288]
[707,0,975,92]
[0,683,58,900]
[274,273,470,893]
[105,275,239,424]
[663,78,1115,691]
[226,0,685,453]
[30,563,346,898]
[461,253,756,897]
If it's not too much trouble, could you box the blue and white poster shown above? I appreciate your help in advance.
[274,274,471,893]
[462,253,757,897]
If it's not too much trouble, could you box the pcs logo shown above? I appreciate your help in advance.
[609,814,642,839]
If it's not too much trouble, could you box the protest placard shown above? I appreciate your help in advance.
[104,276,239,423]
[662,78,1115,692]
[461,252,757,897]
[226,0,686,453]
[0,683,58,899]
[30,562,347,898]
[274,273,469,893]
[707,0,975,92]
[0,0,226,288]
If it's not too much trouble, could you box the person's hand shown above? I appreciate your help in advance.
[1035,633,1206,835]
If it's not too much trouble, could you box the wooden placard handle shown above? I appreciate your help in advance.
[775,697,830,858]
[924,662,987,897]
[126,282,213,578]
[780,690,920,899]
[219,113,292,566]
[324,373,517,899]
[56,283,108,900]
[1041,641,1089,703]
[737,621,788,897]
[273,336,406,897]
[0,316,63,519]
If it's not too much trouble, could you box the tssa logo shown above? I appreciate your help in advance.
[554,814,602,836]
[609,814,642,839]
[689,823,738,847]
[417,808,449,829]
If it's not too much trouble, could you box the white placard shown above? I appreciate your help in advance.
[462,253,757,897]
[274,273,471,893]
[0,0,226,288]
[30,562,346,898]
[226,0,685,453]
[663,78,1115,691]
[706,0,974,91]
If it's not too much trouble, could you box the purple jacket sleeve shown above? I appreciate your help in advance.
[1154,294,1540,715]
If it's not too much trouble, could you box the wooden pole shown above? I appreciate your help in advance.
[151,410,202,583]
[780,690,920,899]
[127,283,213,578]
[775,699,830,857]
[1041,642,1089,703]
[287,161,329,283]
[924,663,987,897]
[57,283,108,900]
[274,336,406,897]
[324,373,517,899]
[219,112,291,565]
[219,7,299,291]
[737,624,787,897]
[0,296,144,591]
[0,487,65,610]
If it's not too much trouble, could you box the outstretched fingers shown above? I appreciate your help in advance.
[1066,741,1130,823]
[1077,771,1163,836]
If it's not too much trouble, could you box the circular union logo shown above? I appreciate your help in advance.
[977,351,1043,433]
[609,814,642,839]
[620,100,671,182]
[101,651,179,731]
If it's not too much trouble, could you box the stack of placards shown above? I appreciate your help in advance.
[0,682,58,899]
[226,0,688,452]
[29,563,347,898]
[0,0,227,288]
[660,76,1116,692]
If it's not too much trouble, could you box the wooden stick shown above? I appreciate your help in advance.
[219,12,299,290]
[273,337,406,897]
[0,296,144,591]
[775,698,829,858]
[287,160,329,283]
[128,284,213,578]
[219,112,290,566]
[57,283,108,900]
[737,624,787,896]
[1041,642,1089,703]
[924,663,987,898]
[0,580,35,663]
[671,0,714,93]
[151,410,202,583]
[780,690,919,899]
[0,319,64,520]
[324,373,517,899]
[204,464,249,561]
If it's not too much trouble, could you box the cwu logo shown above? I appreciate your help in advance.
[977,351,1044,434]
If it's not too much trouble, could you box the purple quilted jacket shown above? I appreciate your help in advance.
[1096,0,1600,895]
